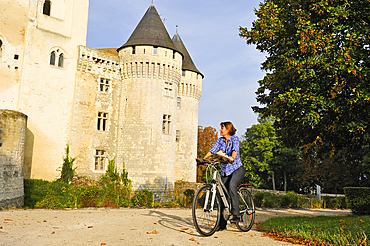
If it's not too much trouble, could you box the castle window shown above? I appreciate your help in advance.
[176,130,180,142]
[14,54,19,60]
[43,0,51,16]
[173,52,175,59]
[153,46,158,55]
[49,49,65,67]
[95,150,106,171]
[50,51,56,65]
[99,78,110,92]
[0,40,3,62]
[182,70,185,76]
[132,46,135,54]
[58,53,64,67]
[164,82,172,96]
[97,112,108,131]
[177,97,181,109]
[163,114,171,134]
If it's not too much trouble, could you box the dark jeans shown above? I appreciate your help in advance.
[218,166,246,228]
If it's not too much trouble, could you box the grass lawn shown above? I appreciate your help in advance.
[257,215,369,245]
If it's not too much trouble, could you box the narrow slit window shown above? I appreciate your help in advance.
[50,51,56,65]
[58,53,64,67]
[43,0,51,16]
[182,70,185,76]
[163,114,171,134]
[176,130,180,142]
[153,46,158,55]
[177,97,181,109]
[97,112,108,131]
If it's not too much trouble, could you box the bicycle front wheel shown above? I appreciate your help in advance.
[236,187,255,232]
[192,184,221,236]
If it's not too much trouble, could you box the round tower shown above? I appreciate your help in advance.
[172,31,203,182]
[117,4,183,195]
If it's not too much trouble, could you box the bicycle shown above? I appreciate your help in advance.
[192,160,255,236]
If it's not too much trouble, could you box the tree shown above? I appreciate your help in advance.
[57,144,77,183]
[240,117,278,188]
[197,126,218,158]
[240,0,370,154]
[197,126,218,182]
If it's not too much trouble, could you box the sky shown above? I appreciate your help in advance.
[86,0,266,137]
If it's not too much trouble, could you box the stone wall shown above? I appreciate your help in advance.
[0,110,27,209]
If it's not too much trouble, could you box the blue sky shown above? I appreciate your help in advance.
[86,0,266,137]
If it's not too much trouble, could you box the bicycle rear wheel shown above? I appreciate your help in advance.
[236,187,255,232]
[192,184,221,236]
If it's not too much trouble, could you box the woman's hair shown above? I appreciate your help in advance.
[220,121,237,136]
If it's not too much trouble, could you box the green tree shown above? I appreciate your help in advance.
[240,117,278,188]
[57,144,77,183]
[240,0,370,154]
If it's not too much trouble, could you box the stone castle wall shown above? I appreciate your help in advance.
[0,110,27,209]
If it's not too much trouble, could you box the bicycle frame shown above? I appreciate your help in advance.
[203,163,231,216]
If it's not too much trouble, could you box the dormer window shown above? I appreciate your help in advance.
[43,0,51,16]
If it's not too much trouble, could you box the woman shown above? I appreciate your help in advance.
[204,121,246,230]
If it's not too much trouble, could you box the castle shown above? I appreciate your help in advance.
[0,0,203,199]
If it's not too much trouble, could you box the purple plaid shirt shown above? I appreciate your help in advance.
[210,135,243,176]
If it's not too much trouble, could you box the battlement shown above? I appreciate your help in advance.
[77,46,120,78]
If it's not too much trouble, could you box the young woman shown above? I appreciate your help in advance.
[204,121,246,230]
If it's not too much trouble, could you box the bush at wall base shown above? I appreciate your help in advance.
[344,187,370,215]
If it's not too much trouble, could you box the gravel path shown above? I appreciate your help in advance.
[0,207,350,246]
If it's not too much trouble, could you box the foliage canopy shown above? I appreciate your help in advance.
[240,0,370,153]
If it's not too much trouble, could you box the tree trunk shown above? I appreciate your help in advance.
[272,172,275,191]
[284,171,287,193]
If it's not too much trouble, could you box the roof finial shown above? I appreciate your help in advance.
[151,0,154,5]
[176,25,178,34]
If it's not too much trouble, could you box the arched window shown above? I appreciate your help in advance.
[50,51,56,65]
[58,53,64,67]
[43,0,51,16]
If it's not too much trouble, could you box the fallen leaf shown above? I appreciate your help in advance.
[101,243,106,245]
[153,230,157,234]
[214,236,218,238]
[51,232,55,234]
[0,226,2,229]
[154,223,157,224]
[88,226,93,228]
[43,220,47,222]
[181,228,189,230]
[4,219,12,221]
[37,221,41,223]
[360,219,365,223]
[189,238,196,241]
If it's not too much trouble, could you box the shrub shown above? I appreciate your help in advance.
[57,144,77,184]
[183,189,195,207]
[101,159,132,207]
[134,189,153,207]
[311,198,322,208]
[323,195,331,208]
[253,192,264,207]
[102,188,119,207]
[80,185,101,207]
[297,195,309,208]
[262,192,279,208]
[35,195,62,209]
[24,179,70,208]
[344,187,370,215]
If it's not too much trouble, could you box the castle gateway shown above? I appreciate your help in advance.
[0,1,203,196]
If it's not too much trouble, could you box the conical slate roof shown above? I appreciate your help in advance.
[172,31,203,78]
[117,4,180,54]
